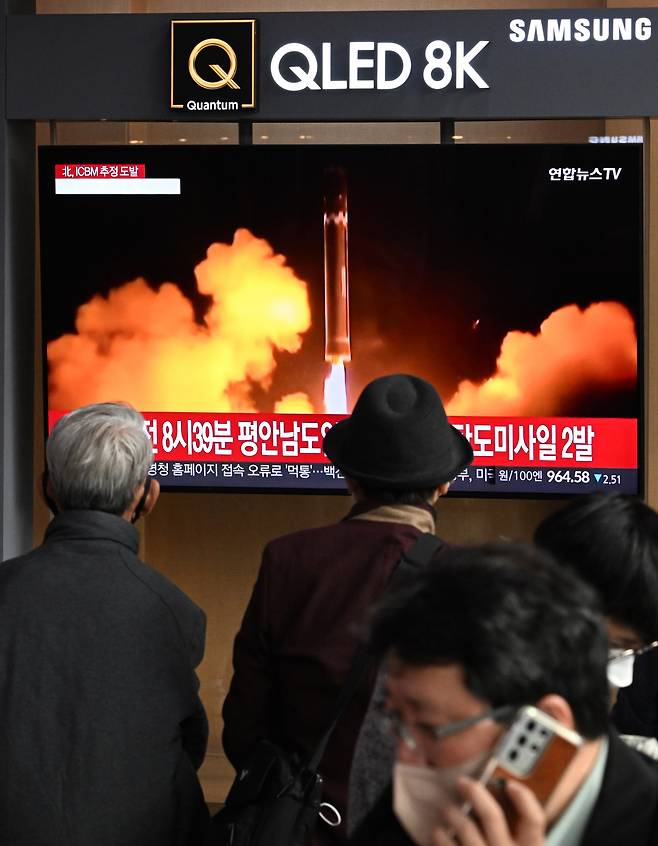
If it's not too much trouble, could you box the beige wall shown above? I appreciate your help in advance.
[32,0,658,803]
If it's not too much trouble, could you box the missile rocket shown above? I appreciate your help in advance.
[323,167,351,364]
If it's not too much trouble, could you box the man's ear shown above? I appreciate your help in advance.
[534,694,576,730]
[345,476,363,500]
[141,478,160,517]
[434,482,450,500]
[126,478,160,523]
[41,471,59,515]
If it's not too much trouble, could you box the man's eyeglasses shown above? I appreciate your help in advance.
[608,640,658,663]
[379,704,517,752]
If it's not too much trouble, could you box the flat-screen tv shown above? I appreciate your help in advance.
[39,143,642,495]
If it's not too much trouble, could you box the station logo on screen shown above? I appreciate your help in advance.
[170,19,256,113]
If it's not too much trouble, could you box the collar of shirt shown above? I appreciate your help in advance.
[546,737,609,846]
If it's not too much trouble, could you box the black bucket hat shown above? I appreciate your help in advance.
[323,374,473,489]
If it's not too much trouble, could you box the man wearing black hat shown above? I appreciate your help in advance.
[222,374,473,846]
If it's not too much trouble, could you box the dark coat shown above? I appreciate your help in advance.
[0,510,209,846]
[612,649,658,739]
[222,502,440,846]
[349,732,658,846]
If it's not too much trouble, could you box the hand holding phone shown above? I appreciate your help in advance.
[433,706,582,846]
[476,705,583,824]
[434,777,546,846]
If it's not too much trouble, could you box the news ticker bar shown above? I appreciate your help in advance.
[146,461,638,495]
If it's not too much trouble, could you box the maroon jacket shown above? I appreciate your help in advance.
[222,502,440,845]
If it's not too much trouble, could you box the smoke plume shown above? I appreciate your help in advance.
[446,302,637,416]
[48,229,313,412]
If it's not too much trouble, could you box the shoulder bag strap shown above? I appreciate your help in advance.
[307,531,443,771]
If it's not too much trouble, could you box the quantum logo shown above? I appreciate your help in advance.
[171,20,256,112]
[188,39,240,91]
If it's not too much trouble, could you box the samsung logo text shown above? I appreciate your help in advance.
[509,17,651,43]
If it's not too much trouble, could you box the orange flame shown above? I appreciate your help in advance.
[324,363,348,413]
[48,229,314,412]
[446,302,637,416]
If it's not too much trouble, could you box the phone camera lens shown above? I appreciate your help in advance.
[509,749,518,761]
[518,735,527,745]
[526,720,536,732]
[531,744,539,752]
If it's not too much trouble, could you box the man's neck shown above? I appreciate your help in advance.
[544,738,603,824]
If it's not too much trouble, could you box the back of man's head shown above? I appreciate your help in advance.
[535,493,658,644]
[46,402,153,515]
[370,542,610,739]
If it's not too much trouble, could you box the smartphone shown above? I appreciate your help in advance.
[468,706,583,824]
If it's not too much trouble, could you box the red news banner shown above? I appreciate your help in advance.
[55,164,145,178]
[48,412,637,469]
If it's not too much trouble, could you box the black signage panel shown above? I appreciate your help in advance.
[6,10,658,121]
[256,10,658,120]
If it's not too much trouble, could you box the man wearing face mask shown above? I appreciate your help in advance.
[534,494,658,757]
[0,403,208,846]
[350,543,658,846]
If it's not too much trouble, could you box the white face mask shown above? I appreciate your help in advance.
[607,649,635,688]
[393,753,487,846]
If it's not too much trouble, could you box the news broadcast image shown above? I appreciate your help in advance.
[39,144,641,495]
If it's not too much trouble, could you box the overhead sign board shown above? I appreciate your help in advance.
[6,10,658,121]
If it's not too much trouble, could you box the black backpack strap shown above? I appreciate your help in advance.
[388,532,442,591]
[307,531,442,771]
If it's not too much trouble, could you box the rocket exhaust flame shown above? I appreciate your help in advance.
[324,363,348,414]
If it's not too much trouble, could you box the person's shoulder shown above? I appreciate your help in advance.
[264,520,347,553]
[118,551,205,654]
[609,730,658,775]
[621,734,658,762]
[122,553,202,616]
[0,545,59,588]
[127,553,206,660]
[0,546,41,574]
[263,513,420,557]
[580,733,658,845]
[602,731,658,816]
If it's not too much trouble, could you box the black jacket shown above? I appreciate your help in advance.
[612,649,658,740]
[349,732,658,846]
[0,510,208,846]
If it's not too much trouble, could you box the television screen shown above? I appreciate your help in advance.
[39,143,642,495]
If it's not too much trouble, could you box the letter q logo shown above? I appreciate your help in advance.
[188,38,240,90]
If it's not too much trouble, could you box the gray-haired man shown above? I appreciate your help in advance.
[0,403,208,846]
